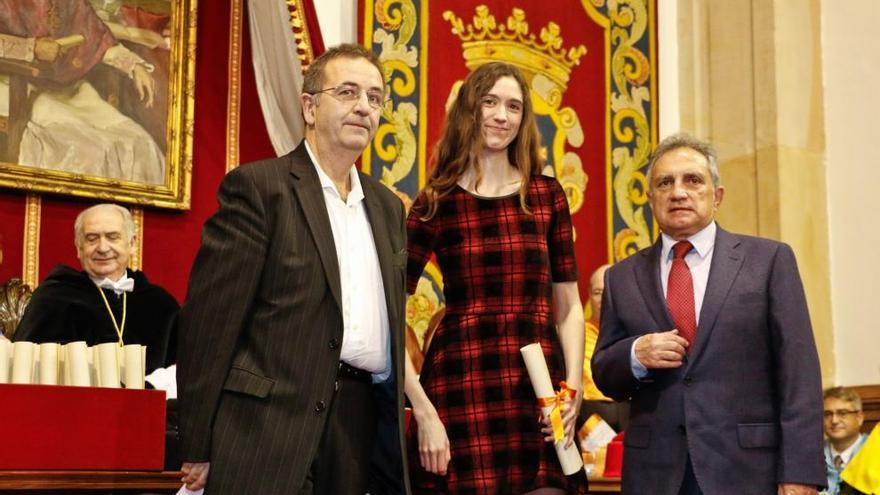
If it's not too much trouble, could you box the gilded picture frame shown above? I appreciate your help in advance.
[0,0,196,210]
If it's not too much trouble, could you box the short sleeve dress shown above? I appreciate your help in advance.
[406,175,586,494]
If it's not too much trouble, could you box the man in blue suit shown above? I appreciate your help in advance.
[592,134,824,495]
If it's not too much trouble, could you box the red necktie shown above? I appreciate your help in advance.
[667,241,697,348]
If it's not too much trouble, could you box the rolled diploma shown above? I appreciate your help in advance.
[11,341,36,384]
[38,342,60,385]
[520,343,583,475]
[123,344,145,389]
[95,342,120,388]
[66,341,91,386]
[0,338,10,383]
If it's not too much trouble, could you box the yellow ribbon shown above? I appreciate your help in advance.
[537,381,577,444]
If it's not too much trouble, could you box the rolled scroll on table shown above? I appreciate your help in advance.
[520,343,584,475]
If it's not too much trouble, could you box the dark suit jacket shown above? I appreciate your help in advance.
[592,226,824,495]
[177,143,410,494]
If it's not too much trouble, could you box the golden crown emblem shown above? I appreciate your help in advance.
[443,5,586,90]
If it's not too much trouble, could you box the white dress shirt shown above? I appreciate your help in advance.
[631,221,717,377]
[305,142,390,382]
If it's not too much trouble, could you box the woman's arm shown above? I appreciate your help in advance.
[548,280,585,447]
[405,348,451,475]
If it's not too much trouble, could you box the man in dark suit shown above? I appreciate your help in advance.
[592,134,824,495]
[177,44,409,494]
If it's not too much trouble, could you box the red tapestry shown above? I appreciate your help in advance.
[359,0,658,359]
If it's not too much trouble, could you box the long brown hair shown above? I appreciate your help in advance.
[419,62,544,220]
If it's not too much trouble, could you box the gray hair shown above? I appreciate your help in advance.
[646,133,721,188]
[74,204,136,247]
[824,386,863,411]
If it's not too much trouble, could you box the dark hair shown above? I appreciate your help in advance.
[418,62,544,220]
[302,44,385,94]
[647,133,721,188]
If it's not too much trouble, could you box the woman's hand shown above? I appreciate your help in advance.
[541,385,583,447]
[414,407,451,475]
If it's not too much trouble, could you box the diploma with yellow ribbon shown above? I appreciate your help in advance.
[521,343,584,475]
[537,381,577,444]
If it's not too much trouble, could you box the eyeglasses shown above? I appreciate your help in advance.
[823,409,861,420]
[310,84,387,110]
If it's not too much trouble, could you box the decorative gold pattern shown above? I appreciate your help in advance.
[371,0,420,200]
[22,194,40,288]
[584,0,655,261]
[443,6,586,91]
[287,0,317,69]
[130,207,144,271]
[0,0,198,210]
[226,0,243,172]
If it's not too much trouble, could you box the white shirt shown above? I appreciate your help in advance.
[305,142,390,382]
[659,221,716,323]
[631,221,717,377]
[831,437,862,467]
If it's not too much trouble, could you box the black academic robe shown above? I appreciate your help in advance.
[14,264,178,372]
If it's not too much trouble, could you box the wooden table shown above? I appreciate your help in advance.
[0,470,621,494]
[0,471,183,494]
[588,475,622,493]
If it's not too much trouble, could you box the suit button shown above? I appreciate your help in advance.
[678,425,686,435]
[328,338,339,350]
[683,376,693,386]
[315,400,326,413]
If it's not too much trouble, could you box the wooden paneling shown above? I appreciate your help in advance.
[853,384,880,433]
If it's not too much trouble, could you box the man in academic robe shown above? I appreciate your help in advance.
[15,203,178,373]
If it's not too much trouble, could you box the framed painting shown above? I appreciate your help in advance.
[0,0,196,210]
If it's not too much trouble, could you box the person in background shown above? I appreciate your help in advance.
[823,387,868,495]
[14,203,177,373]
[592,133,825,495]
[580,263,629,432]
[404,61,587,494]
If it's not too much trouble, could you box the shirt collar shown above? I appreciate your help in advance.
[831,434,865,460]
[304,141,364,205]
[90,270,134,294]
[661,221,717,261]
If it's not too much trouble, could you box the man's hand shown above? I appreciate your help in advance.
[634,330,689,369]
[777,483,818,495]
[181,462,210,491]
[34,38,60,63]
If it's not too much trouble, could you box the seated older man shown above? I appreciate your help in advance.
[14,203,177,373]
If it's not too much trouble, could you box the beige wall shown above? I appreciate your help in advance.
[661,0,879,386]
[820,0,880,386]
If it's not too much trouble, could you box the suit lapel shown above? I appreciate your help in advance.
[288,145,342,311]
[690,227,744,358]
[360,176,400,345]
[634,240,675,331]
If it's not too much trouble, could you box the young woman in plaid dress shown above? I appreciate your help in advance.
[404,62,588,494]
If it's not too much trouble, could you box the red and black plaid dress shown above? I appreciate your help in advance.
[406,175,586,494]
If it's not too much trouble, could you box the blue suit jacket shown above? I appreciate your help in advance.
[592,227,825,494]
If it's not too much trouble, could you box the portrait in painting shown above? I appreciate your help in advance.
[0,0,195,209]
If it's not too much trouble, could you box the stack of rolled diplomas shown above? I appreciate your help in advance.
[0,339,146,389]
